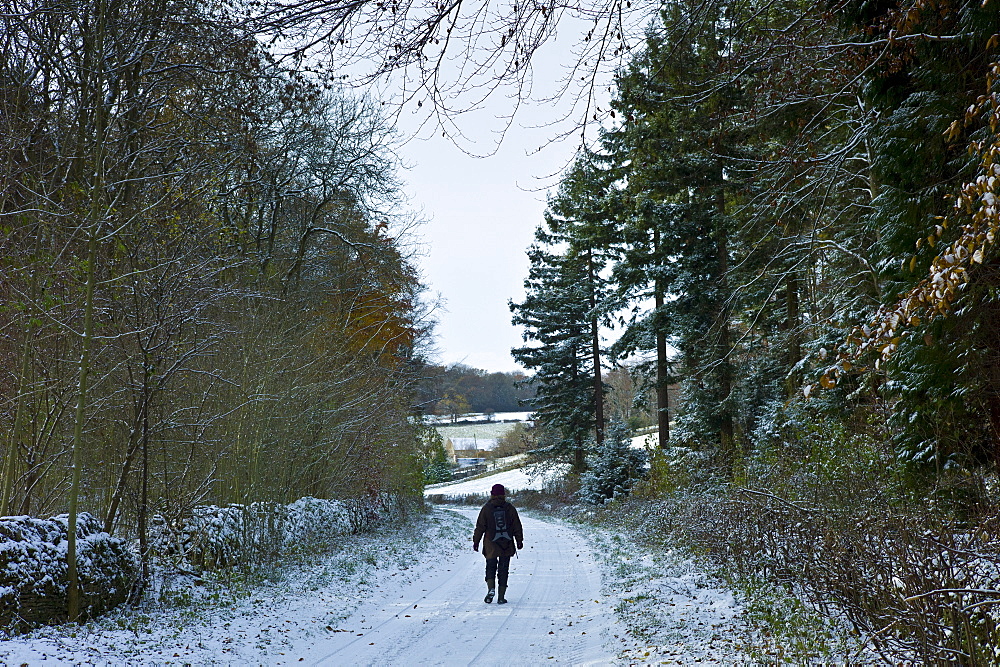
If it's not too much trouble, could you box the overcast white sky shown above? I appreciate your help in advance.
[390,32,615,373]
[368,0,653,373]
[398,121,576,373]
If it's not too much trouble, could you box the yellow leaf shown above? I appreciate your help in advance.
[909,256,917,273]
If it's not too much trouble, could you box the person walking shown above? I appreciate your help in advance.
[472,483,523,604]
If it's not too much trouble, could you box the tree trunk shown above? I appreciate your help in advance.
[655,291,670,449]
[1,331,31,516]
[2,233,41,516]
[570,338,587,474]
[714,189,736,469]
[653,228,669,449]
[18,449,37,516]
[103,400,144,535]
[67,220,98,622]
[69,0,109,620]
[785,271,801,397]
[587,249,605,446]
[133,375,151,602]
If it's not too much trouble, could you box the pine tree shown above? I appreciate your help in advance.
[545,154,621,446]
[580,419,647,505]
[510,232,601,472]
[511,154,620,472]
[603,5,743,469]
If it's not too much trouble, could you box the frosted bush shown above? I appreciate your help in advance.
[0,513,137,632]
[150,494,400,570]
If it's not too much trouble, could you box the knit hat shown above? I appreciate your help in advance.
[490,483,506,496]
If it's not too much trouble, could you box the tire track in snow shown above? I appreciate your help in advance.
[306,509,616,666]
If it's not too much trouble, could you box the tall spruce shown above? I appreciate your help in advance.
[511,235,597,472]
[604,4,744,470]
[510,157,617,470]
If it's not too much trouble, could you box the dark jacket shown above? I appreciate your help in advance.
[473,496,523,559]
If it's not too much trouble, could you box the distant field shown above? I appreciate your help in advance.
[436,422,519,439]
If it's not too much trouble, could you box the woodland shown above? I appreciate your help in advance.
[414,363,535,417]
[3,0,1000,660]
[506,0,1000,660]
[0,0,435,618]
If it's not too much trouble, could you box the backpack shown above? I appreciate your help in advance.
[491,503,514,550]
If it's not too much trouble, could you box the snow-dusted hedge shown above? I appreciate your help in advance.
[0,494,410,632]
[0,513,138,632]
[633,491,1000,663]
[151,494,403,570]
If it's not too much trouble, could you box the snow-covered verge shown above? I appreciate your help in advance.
[0,506,468,665]
[573,510,875,664]
[594,489,1000,663]
[711,491,1000,663]
[581,520,750,664]
[0,513,137,632]
[439,465,876,662]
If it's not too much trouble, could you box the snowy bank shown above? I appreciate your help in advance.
[0,509,470,665]
[0,494,411,635]
[151,494,407,571]
[154,497,338,570]
[424,464,570,498]
[0,513,137,632]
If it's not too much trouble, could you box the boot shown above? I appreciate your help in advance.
[496,586,507,604]
[484,578,495,604]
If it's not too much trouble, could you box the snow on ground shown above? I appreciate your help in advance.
[0,510,469,666]
[436,422,519,439]
[302,508,616,666]
[424,412,534,425]
[0,508,618,666]
[630,432,658,450]
[590,528,751,664]
[0,499,753,665]
[424,464,570,497]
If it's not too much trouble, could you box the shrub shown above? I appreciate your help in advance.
[0,513,138,633]
[580,420,647,505]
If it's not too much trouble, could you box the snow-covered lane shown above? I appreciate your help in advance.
[304,509,616,666]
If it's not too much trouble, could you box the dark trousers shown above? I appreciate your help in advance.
[485,556,511,587]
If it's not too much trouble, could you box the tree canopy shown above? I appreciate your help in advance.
[510,0,1000,485]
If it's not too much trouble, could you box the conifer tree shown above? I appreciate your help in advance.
[603,5,743,470]
[510,232,600,472]
[580,419,647,505]
[833,0,1000,471]
[545,154,621,446]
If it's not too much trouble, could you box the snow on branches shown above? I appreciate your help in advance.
[817,54,1000,392]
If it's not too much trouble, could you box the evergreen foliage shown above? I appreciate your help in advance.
[510,231,599,472]
[513,0,1000,490]
[418,424,452,484]
[510,155,618,471]
[580,420,647,505]
[414,363,535,416]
